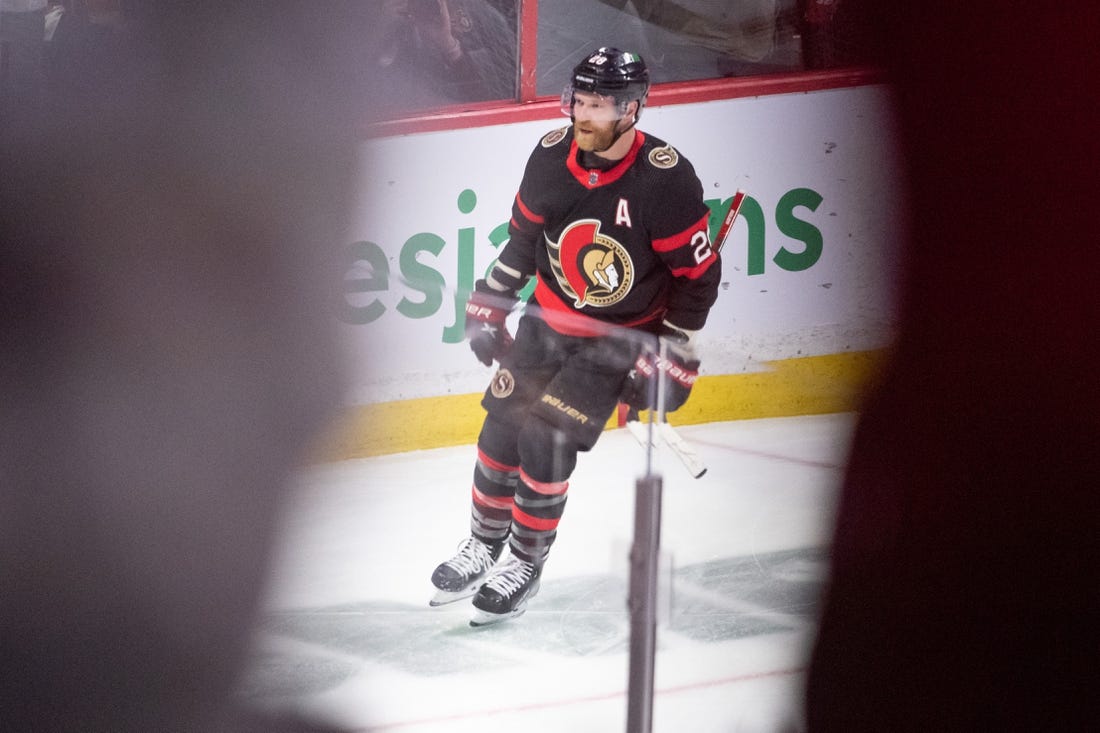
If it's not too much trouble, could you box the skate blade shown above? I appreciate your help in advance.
[428,587,478,607]
[469,603,527,627]
[468,579,539,626]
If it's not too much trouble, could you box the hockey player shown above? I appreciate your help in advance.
[430,47,721,626]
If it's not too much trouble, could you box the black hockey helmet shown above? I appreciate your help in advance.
[561,47,650,121]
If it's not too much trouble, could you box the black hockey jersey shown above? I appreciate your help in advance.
[498,126,720,337]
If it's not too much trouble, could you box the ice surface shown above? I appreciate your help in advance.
[242,413,856,732]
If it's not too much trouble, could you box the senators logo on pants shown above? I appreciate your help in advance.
[490,368,515,398]
[546,219,634,308]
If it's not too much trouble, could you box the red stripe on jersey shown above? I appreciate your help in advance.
[651,211,711,253]
[514,193,544,225]
[512,506,561,532]
[566,131,647,189]
[533,275,661,337]
[477,448,519,474]
[670,255,718,280]
[472,485,515,511]
[520,469,569,495]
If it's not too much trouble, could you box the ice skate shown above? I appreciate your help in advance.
[469,555,541,627]
[429,537,505,607]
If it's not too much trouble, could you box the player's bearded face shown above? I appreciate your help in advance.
[572,92,628,152]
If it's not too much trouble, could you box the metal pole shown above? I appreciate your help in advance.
[626,473,663,732]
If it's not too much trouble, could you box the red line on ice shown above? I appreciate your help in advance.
[359,666,804,731]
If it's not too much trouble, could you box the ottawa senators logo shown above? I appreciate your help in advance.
[490,368,515,398]
[648,145,679,169]
[541,126,569,148]
[546,219,634,308]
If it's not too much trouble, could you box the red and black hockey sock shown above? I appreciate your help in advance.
[470,448,517,545]
[509,469,569,564]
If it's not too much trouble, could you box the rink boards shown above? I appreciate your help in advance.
[327,84,903,457]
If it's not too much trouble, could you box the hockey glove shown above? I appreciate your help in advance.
[622,323,700,413]
[465,287,515,366]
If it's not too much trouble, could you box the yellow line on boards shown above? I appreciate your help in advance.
[310,349,888,461]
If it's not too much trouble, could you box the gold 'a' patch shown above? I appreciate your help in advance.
[648,145,679,169]
[541,127,570,148]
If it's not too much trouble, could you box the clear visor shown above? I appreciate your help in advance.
[560,85,630,122]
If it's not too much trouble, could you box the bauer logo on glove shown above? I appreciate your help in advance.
[623,350,700,413]
[621,321,701,413]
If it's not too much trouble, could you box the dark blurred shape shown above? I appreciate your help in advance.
[806,1,1099,731]
[0,0,47,116]
[1,2,362,730]
[798,0,879,70]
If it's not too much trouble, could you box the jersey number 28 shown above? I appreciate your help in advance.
[691,230,713,264]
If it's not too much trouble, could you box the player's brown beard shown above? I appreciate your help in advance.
[573,118,619,153]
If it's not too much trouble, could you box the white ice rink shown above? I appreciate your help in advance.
[242,413,857,732]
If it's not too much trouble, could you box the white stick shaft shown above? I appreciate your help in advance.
[626,418,707,479]
[655,422,707,478]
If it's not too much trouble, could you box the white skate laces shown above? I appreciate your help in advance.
[483,556,535,595]
[445,538,496,576]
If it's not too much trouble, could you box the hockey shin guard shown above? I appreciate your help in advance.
[470,448,517,545]
[509,469,569,564]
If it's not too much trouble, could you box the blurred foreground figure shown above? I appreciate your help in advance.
[806,2,1100,730]
[1,3,360,731]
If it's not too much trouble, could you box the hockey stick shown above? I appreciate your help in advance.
[714,189,747,253]
[625,407,707,479]
[625,190,745,477]
[622,191,746,478]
